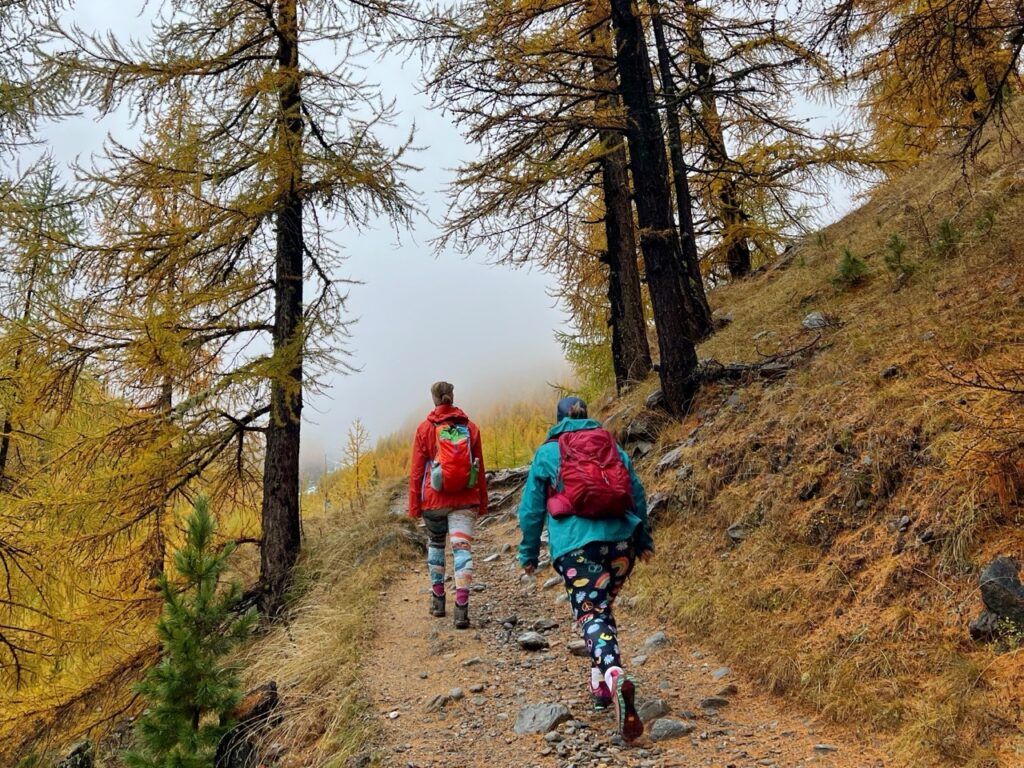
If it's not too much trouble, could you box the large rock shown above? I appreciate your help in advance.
[513,703,572,734]
[56,742,93,768]
[649,718,695,741]
[637,698,671,722]
[655,446,686,475]
[980,556,1024,624]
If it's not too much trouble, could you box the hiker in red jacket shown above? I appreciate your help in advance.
[409,381,488,629]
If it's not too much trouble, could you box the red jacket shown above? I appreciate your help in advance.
[408,405,488,518]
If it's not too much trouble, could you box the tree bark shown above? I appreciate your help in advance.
[591,24,652,392]
[648,0,714,325]
[260,0,304,617]
[683,0,752,278]
[608,0,702,416]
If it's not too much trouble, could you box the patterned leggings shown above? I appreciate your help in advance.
[554,540,636,673]
[424,508,476,604]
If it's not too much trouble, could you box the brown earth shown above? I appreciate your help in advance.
[363,509,893,768]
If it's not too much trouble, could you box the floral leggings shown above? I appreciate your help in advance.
[554,540,636,673]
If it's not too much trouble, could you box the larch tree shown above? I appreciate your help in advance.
[426,0,652,392]
[55,0,413,616]
[815,0,1022,163]
[608,0,708,414]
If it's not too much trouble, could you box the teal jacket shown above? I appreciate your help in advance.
[518,418,654,568]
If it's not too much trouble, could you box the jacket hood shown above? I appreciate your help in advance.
[546,417,602,438]
[427,404,470,424]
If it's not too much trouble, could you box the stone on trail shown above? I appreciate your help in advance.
[700,696,730,709]
[630,654,648,666]
[649,718,695,742]
[716,684,739,696]
[513,703,572,735]
[462,656,483,667]
[483,553,500,563]
[567,639,589,657]
[644,631,670,650]
[543,576,562,590]
[544,731,563,743]
[517,631,550,651]
[500,542,512,554]
[469,683,486,693]
[449,687,465,701]
[813,744,839,753]
[637,699,670,722]
[533,617,559,631]
[711,667,731,681]
[425,694,450,713]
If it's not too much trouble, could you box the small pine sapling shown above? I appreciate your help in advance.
[883,233,915,276]
[123,497,256,768]
[830,247,869,289]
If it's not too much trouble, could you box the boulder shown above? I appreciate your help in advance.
[980,556,1024,623]
[513,703,572,735]
[649,718,695,741]
[567,639,589,657]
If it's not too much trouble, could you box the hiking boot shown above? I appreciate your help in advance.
[430,592,446,618]
[590,680,613,711]
[607,667,643,742]
[453,601,470,629]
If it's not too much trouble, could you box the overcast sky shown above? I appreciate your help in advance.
[32,1,856,472]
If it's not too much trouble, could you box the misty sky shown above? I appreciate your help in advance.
[30,1,855,471]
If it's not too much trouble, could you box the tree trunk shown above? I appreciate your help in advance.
[648,0,713,326]
[590,24,652,392]
[684,0,752,278]
[260,0,304,617]
[608,0,702,416]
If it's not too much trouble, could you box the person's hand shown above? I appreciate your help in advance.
[523,563,535,576]
[638,549,654,564]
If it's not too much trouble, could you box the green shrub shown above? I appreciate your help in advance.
[830,247,869,289]
[123,497,256,768]
[931,217,962,258]
[884,234,915,275]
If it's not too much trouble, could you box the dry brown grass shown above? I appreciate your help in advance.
[623,132,1024,766]
[237,482,416,768]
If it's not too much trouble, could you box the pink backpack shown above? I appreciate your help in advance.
[546,428,633,519]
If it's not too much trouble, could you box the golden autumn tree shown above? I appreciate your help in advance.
[426,0,653,393]
[54,0,414,616]
[649,0,870,280]
[816,0,1022,164]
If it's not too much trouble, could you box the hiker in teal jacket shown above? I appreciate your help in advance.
[518,396,653,742]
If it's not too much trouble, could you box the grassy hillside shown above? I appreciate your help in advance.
[622,137,1023,766]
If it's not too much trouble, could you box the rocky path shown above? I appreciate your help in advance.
[364,495,889,768]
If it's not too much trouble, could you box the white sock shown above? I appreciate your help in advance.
[604,666,624,691]
[591,668,602,690]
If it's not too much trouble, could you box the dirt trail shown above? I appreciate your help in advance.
[364,497,890,768]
